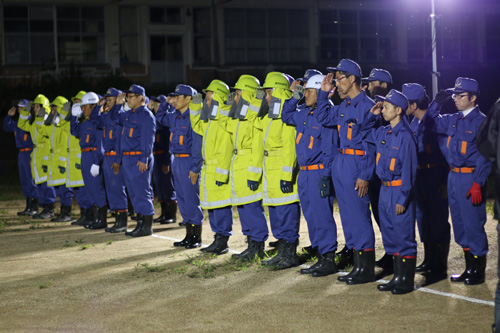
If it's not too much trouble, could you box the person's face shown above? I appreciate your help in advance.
[81,104,92,118]
[452,92,476,111]
[34,104,41,113]
[173,95,191,110]
[153,101,161,113]
[304,88,318,108]
[105,96,116,110]
[265,89,273,105]
[381,101,400,123]
[148,99,155,110]
[166,96,174,105]
[73,99,81,104]
[51,105,57,115]
[335,72,353,95]
[205,91,214,108]
[126,93,142,109]
[234,90,242,105]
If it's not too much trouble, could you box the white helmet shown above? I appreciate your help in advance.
[305,74,325,90]
[81,92,99,105]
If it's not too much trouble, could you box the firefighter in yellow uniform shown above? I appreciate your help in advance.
[18,95,57,219]
[190,80,234,255]
[249,72,301,269]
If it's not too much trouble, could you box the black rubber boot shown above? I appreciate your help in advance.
[154,202,167,223]
[161,201,177,224]
[108,211,128,233]
[72,208,86,225]
[201,234,229,255]
[84,206,99,228]
[451,249,473,283]
[416,242,434,273]
[272,240,299,270]
[301,251,338,277]
[345,250,376,285]
[83,207,94,227]
[89,206,108,229]
[186,224,202,249]
[378,255,400,291]
[17,198,31,216]
[27,199,39,216]
[269,240,279,248]
[232,238,265,261]
[262,239,285,266]
[125,214,143,236]
[391,256,416,294]
[33,202,55,219]
[336,245,354,270]
[51,205,73,222]
[423,242,449,284]
[464,254,487,285]
[174,223,192,247]
[375,252,394,278]
[131,215,153,237]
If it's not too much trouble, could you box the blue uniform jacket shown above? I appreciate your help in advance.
[367,119,418,207]
[3,116,33,149]
[156,102,203,174]
[71,105,104,166]
[315,89,376,181]
[430,105,492,186]
[282,97,337,178]
[91,105,122,165]
[110,104,156,165]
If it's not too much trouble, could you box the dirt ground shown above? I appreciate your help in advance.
[0,199,496,332]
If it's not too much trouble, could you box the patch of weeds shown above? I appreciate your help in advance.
[35,280,52,289]
[106,240,113,245]
[175,266,188,274]
[138,262,166,273]
[0,209,7,214]
[0,220,6,230]
[80,244,95,250]
[75,238,84,244]
[63,240,74,248]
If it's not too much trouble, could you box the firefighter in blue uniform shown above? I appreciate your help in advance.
[112,85,156,237]
[156,84,204,248]
[282,74,339,277]
[151,94,177,225]
[403,83,451,283]
[430,77,491,285]
[365,90,418,294]
[4,99,39,216]
[70,92,108,229]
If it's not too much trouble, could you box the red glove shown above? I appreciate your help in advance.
[466,182,482,205]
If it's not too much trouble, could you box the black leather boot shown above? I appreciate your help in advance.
[378,255,400,291]
[345,250,376,285]
[27,199,39,216]
[72,208,86,225]
[269,240,279,248]
[17,198,31,216]
[464,254,487,285]
[232,238,265,261]
[174,223,192,247]
[336,245,354,270]
[90,206,108,229]
[131,215,153,237]
[416,242,434,273]
[161,201,177,224]
[33,203,55,219]
[84,206,99,228]
[273,240,299,270]
[108,211,128,233]
[51,205,73,222]
[392,256,416,294]
[154,202,167,223]
[201,234,229,255]
[262,239,285,266]
[125,214,143,236]
[375,252,394,278]
[451,249,473,282]
[301,251,338,277]
[186,224,202,249]
[423,242,449,284]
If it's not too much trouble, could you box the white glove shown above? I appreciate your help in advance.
[90,164,100,177]
[62,101,71,113]
[53,116,60,125]
[123,102,131,112]
[43,113,49,121]
[72,103,82,117]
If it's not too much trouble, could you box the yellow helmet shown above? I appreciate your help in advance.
[262,72,290,90]
[51,96,69,116]
[33,94,50,107]
[232,75,261,94]
[203,79,229,99]
[71,90,86,102]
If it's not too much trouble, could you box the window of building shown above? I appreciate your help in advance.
[150,7,183,24]
[119,6,140,64]
[193,8,213,65]
[224,8,309,64]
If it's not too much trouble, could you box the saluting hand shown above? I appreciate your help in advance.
[370,101,383,115]
[137,161,148,173]
[116,93,126,105]
[321,73,334,92]
[7,107,16,116]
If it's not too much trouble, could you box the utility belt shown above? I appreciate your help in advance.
[381,179,402,187]
[233,149,251,156]
[449,166,475,174]
[418,163,445,170]
[82,147,97,152]
[153,150,166,155]
[105,151,117,156]
[20,147,32,152]
[339,148,365,156]
[300,163,324,171]
[264,150,281,157]
[173,153,190,158]
[123,151,142,156]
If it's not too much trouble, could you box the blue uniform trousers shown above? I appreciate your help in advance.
[415,167,450,243]
[38,182,56,205]
[171,156,203,225]
[379,186,417,257]
[122,155,155,216]
[298,170,337,255]
[268,202,300,244]
[73,186,92,209]
[103,156,127,211]
[332,155,374,250]
[237,201,268,242]
[81,152,107,208]
[153,157,176,203]
[208,206,233,236]
[54,185,74,206]
[448,172,488,256]
[19,151,38,199]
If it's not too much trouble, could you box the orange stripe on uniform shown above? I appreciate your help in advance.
[24,134,28,141]
[129,128,133,138]
[447,136,451,148]
[179,135,184,145]
[347,124,353,141]
[376,152,381,165]
[296,132,302,144]
[308,136,314,149]
[86,134,89,143]
[109,130,113,139]
[389,158,396,171]
[461,141,467,154]
[170,132,173,142]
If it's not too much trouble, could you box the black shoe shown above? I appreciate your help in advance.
[174,224,192,247]
[33,203,55,219]
[200,234,229,255]
[451,249,473,283]
[89,206,108,230]
[301,251,338,277]
[232,238,265,261]
[131,215,153,237]
[345,249,375,285]
[262,239,285,266]
[378,255,400,292]
[25,198,39,216]
[186,224,202,249]
[154,202,167,223]
[416,242,434,273]
[108,211,128,233]
[18,198,36,216]
[269,240,279,248]
[464,254,486,285]
[391,256,416,294]
[336,245,354,270]
[125,214,143,236]
[272,240,299,270]
[423,242,449,284]
[161,201,177,224]
[72,208,87,225]
[51,205,73,222]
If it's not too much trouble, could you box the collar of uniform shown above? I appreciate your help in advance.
[388,120,404,136]
[179,109,190,118]
[346,90,367,106]
[461,106,476,118]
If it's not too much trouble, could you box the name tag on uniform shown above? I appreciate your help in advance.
[240,104,249,117]
[211,105,219,118]
[271,103,280,117]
